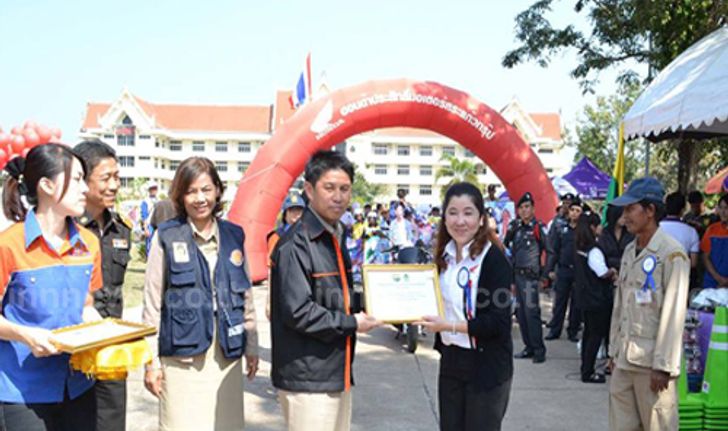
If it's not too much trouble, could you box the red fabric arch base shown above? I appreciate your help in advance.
[228,79,557,282]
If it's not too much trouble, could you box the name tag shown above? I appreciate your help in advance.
[635,289,652,305]
[172,242,190,263]
[228,323,244,337]
[112,238,129,249]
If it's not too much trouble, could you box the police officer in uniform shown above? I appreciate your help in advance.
[545,196,584,341]
[504,192,550,363]
[607,177,689,431]
[74,140,131,431]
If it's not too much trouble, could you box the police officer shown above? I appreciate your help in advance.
[504,192,550,363]
[74,140,131,431]
[545,196,584,341]
[547,193,574,247]
[607,177,689,431]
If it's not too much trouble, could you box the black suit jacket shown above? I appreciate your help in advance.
[435,243,514,390]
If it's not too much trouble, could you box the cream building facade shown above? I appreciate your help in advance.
[80,90,568,206]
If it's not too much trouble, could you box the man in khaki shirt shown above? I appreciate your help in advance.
[607,177,690,431]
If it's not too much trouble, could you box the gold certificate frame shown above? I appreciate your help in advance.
[362,264,444,324]
[51,318,157,354]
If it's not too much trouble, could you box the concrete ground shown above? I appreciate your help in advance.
[124,285,608,430]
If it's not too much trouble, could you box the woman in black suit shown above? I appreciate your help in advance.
[418,182,513,431]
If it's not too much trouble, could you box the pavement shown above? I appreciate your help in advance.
[124,285,609,430]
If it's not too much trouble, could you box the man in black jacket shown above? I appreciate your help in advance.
[270,151,380,431]
[545,197,584,342]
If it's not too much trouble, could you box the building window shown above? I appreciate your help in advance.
[170,141,182,151]
[464,149,475,158]
[397,145,410,156]
[420,185,432,196]
[103,134,114,139]
[139,156,151,161]
[238,142,251,153]
[215,141,228,152]
[420,165,432,176]
[216,161,228,172]
[192,141,205,152]
[170,160,180,171]
[373,144,388,155]
[397,165,410,176]
[120,178,131,188]
[119,156,134,167]
[117,134,134,147]
[374,165,387,175]
[443,146,455,157]
[420,145,433,156]
[397,184,410,196]
[546,168,554,174]
[539,148,554,154]
[238,162,249,173]
[476,164,488,175]
[154,159,158,169]
[139,135,151,140]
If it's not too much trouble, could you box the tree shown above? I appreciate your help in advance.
[503,0,728,192]
[352,170,388,205]
[568,80,646,183]
[434,154,480,198]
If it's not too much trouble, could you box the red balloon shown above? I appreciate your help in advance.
[23,130,41,148]
[23,120,38,130]
[11,135,25,154]
[0,132,10,147]
[21,148,30,158]
[35,125,52,143]
[0,149,7,170]
[50,128,62,140]
[11,126,23,135]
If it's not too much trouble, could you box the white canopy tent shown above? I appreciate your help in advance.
[623,26,728,141]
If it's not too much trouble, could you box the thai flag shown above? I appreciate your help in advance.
[289,53,312,109]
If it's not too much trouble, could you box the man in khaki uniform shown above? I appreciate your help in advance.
[608,177,690,431]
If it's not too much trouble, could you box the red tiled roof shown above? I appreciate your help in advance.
[529,113,562,140]
[273,90,296,130]
[82,103,111,129]
[82,95,272,133]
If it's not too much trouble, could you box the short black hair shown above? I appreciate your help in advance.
[687,190,704,204]
[74,140,117,179]
[639,199,666,222]
[304,150,354,186]
[665,192,686,216]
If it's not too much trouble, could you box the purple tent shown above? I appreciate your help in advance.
[562,157,611,200]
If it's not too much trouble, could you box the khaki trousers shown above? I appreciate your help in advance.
[609,367,678,431]
[278,390,352,431]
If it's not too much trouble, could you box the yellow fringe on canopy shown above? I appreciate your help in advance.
[70,338,153,380]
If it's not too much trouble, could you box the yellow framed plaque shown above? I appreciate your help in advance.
[51,318,157,354]
[362,264,444,324]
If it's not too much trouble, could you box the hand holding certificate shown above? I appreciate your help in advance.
[362,264,444,323]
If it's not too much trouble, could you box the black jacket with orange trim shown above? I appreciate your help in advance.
[270,208,359,392]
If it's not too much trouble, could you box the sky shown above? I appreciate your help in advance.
[0,0,634,143]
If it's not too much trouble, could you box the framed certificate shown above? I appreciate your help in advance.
[362,264,444,323]
[51,318,157,354]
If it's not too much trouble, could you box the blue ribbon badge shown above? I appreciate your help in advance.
[641,256,657,292]
[457,267,474,319]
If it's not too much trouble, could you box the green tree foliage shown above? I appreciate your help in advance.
[568,81,645,182]
[504,0,728,192]
[435,154,480,198]
[352,169,388,205]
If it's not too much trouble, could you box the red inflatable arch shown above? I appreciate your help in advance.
[228,79,557,282]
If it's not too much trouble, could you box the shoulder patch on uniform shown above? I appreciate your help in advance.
[667,251,688,261]
[117,213,133,229]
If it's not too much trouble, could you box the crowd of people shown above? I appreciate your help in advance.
[0,139,726,431]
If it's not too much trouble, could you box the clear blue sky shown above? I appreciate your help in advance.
[0,0,628,141]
